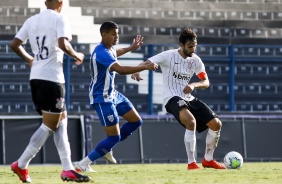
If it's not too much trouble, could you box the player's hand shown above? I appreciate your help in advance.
[74,52,84,65]
[130,35,144,50]
[183,84,195,94]
[26,58,34,68]
[145,63,158,71]
[131,73,143,82]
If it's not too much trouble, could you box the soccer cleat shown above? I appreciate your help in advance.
[187,162,201,170]
[61,170,91,182]
[202,158,227,169]
[11,161,32,183]
[74,163,97,173]
[104,150,117,164]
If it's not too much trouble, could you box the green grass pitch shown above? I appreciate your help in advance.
[1,162,282,184]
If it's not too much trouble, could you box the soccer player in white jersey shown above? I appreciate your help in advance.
[131,28,226,170]
[9,0,91,182]
[74,21,158,172]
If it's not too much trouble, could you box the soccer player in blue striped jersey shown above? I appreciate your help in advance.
[75,21,158,172]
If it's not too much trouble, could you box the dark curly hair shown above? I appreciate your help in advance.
[179,28,197,45]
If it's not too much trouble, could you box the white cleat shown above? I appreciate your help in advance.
[74,162,97,173]
[104,150,117,164]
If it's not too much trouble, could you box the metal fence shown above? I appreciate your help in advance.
[0,42,282,114]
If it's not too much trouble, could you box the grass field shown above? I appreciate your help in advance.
[1,162,282,184]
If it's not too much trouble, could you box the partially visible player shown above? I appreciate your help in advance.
[74,21,158,172]
[131,28,226,170]
[9,0,90,182]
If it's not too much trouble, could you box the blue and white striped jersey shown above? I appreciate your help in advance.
[89,43,119,104]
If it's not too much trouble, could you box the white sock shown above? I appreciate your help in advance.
[53,118,74,171]
[184,129,196,164]
[18,123,52,169]
[79,156,92,166]
[204,128,220,161]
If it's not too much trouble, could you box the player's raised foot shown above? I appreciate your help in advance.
[11,161,32,183]
[104,150,117,164]
[61,170,91,182]
[74,162,97,173]
[202,158,226,169]
[187,162,201,170]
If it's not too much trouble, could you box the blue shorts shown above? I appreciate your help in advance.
[92,91,134,127]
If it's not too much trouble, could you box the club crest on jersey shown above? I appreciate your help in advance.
[56,97,65,109]
[107,114,114,122]
[177,99,186,107]
[188,60,194,69]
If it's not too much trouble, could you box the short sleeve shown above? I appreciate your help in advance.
[148,51,167,64]
[95,48,117,69]
[56,14,72,41]
[194,55,205,75]
[15,19,30,43]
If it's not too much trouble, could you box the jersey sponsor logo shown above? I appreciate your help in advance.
[55,97,65,110]
[173,72,191,81]
[107,114,114,122]
[177,99,186,107]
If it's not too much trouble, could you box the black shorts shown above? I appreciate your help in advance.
[30,79,66,115]
[165,96,218,133]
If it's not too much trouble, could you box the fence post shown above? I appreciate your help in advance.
[148,45,154,114]
[64,55,70,111]
[229,45,235,111]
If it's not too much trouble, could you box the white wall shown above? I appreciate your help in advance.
[28,0,101,44]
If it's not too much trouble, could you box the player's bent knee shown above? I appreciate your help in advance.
[208,118,222,131]
[109,135,121,144]
[136,119,143,125]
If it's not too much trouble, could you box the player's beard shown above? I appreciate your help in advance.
[183,49,192,57]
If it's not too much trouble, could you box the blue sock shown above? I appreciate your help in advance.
[88,135,120,161]
[120,120,143,141]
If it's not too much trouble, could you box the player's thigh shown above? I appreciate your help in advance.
[122,108,141,123]
[188,98,218,133]
[165,96,195,128]
[93,103,120,136]
[103,124,120,136]
[93,102,119,127]
[179,108,196,129]
[115,93,141,122]
[42,111,63,131]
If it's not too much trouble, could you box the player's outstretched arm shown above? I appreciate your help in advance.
[10,38,34,67]
[131,60,152,81]
[58,37,84,65]
[111,61,157,75]
[116,35,144,57]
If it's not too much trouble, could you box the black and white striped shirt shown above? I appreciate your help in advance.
[149,49,205,104]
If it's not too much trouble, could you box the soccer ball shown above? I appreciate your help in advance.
[223,151,243,169]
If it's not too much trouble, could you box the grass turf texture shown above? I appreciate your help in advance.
[1,162,282,184]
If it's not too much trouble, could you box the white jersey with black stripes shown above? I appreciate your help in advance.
[148,49,205,104]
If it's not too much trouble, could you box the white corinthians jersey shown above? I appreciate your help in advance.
[15,9,72,83]
[149,49,205,105]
